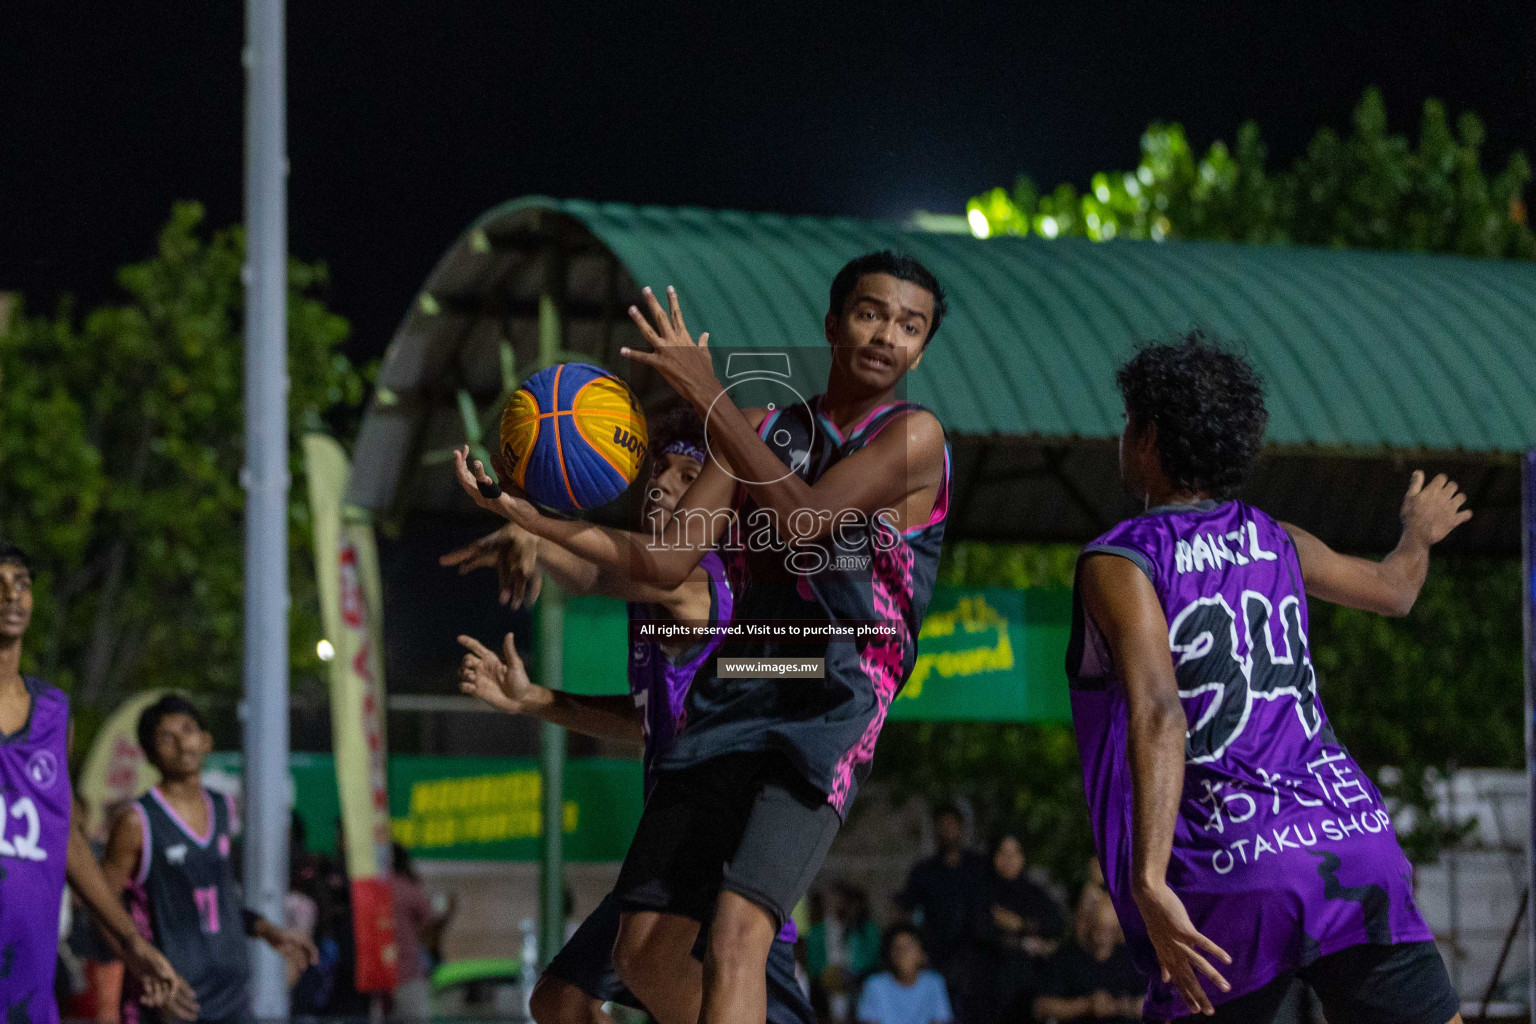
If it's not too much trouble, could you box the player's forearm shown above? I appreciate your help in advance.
[535,540,604,596]
[1374,531,1432,616]
[1127,690,1187,895]
[515,687,643,741]
[67,824,144,949]
[519,511,704,588]
[545,535,700,605]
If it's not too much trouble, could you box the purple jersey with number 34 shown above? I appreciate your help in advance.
[1067,500,1433,1019]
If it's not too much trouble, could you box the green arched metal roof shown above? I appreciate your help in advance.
[458,197,1536,451]
[352,197,1536,552]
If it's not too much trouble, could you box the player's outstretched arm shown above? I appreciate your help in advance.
[72,815,199,1020]
[457,632,642,741]
[1284,470,1471,617]
[1079,554,1231,1016]
[440,520,715,616]
[620,286,946,538]
[453,447,732,589]
[441,523,556,607]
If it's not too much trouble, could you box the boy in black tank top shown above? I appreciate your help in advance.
[102,695,317,1024]
[454,252,951,1024]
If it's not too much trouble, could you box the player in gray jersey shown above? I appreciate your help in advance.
[102,695,316,1024]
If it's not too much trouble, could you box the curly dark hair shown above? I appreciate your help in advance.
[1116,331,1267,498]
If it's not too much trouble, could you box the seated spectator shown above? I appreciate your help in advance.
[975,833,1065,1024]
[1031,893,1143,1024]
[857,925,954,1024]
[989,834,1063,958]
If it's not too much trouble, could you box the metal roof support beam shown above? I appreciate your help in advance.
[537,246,568,975]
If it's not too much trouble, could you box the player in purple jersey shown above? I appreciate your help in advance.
[452,252,950,1024]
[0,544,195,1024]
[446,410,811,1024]
[1068,334,1470,1023]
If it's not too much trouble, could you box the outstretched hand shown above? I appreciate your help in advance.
[457,633,536,714]
[619,286,721,410]
[440,524,543,608]
[453,446,537,526]
[126,938,199,1021]
[268,927,320,983]
[1133,881,1231,1016]
[1400,470,1472,548]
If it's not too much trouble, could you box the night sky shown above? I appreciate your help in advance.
[5,2,1534,363]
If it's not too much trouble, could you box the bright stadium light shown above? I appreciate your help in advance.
[1039,216,1060,239]
[967,208,991,239]
[317,639,335,662]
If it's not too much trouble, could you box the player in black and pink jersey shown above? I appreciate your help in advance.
[455,251,950,1024]
[102,695,317,1024]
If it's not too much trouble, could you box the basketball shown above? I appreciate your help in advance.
[498,362,649,511]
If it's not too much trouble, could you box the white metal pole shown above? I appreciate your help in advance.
[242,0,290,1017]
[1523,450,1535,1017]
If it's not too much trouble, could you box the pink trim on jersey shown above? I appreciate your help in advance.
[756,407,785,444]
[846,402,901,441]
[132,802,153,886]
[150,786,216,848]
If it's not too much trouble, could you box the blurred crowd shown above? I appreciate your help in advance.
[804,804,1140,1024]
[54,796,1319,1024]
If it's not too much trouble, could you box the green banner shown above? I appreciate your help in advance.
[205,753,643,862]
[891,588,1071,722]
[558,587,1072,722]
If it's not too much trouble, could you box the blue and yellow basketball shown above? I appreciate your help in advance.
[498,363,649,512]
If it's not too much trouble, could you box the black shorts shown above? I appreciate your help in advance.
[1162,941,1459,1024]
[614,752,841,931]
[543,891,814,1024]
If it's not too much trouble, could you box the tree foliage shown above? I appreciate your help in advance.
[968,88,1535,259]
[877,90,1530,880]
[0,203,367,737]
